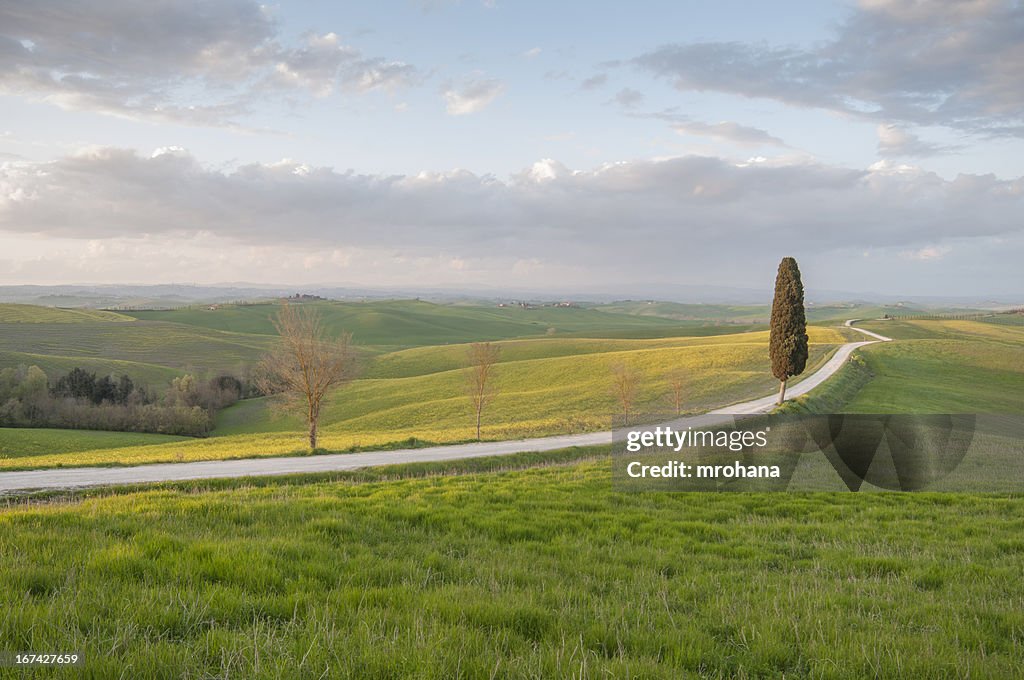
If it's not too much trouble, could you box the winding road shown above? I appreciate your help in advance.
[0,321,892,493]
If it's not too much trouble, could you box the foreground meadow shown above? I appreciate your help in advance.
[1,451,1021,678]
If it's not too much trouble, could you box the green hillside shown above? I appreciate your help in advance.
[783,319,1024,414]
[219,332,841,438]
[0,352,180,387]
[1,326,846,469]
[0,303,135,323]
[0,321,274,378]
[0,301,783,392]
[592,300,990,325]
[366,331,785,379]
[593,301,769,322]
[125,300,701,347]
[0,429,187,459]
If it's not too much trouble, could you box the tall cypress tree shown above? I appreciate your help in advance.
[769,257,808,404]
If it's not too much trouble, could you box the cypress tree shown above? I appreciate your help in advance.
[769,257,808,404]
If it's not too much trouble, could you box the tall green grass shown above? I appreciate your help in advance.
[1,458,1021,678]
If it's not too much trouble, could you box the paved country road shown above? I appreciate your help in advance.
[0,321,892,493]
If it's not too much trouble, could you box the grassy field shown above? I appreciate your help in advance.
[983,313,1024,326]
[4,312,1021,471]
[0,429,187,459]
[125,300,703,348]
[590,300,978,325]
[0,321,274,377]
[2,308,1023,678]
[0,300,761,390]
[0,327,846,470]
[593,301,770,323]
[0,351,182,388]
[0,303,134,323]
[1,453,1022,678]
[783,319,1024,414]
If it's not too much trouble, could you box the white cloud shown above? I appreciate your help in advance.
[150,146,189,159]
[0,1,418,126]
[270,32,417,96]
[442,78,505,115]
[523,47,542,59]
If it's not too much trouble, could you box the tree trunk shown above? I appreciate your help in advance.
[308,400,320,450]
[776,378,787,405]
[476,407,482,440]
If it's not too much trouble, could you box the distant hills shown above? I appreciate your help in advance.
[0,283,1019,310]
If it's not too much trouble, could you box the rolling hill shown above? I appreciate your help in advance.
[0,303,135,323]
[783,319,1024,414]
[124,300,716,348]
[1,326,847,469]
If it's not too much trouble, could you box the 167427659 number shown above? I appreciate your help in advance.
[0,652,83,667]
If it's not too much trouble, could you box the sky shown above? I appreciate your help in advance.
[0,0,1022,298]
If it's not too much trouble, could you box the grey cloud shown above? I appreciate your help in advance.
[672,120,787,148]
[0,1,418,125]
[636,111,787,147]
[633,0,1024,136]
[580,73,608,90]
[612,88,644,108]
[1,148,1021,274]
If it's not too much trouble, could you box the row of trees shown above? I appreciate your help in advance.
[0,366,247,436]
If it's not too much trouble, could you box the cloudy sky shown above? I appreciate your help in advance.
[1,0,1022,297]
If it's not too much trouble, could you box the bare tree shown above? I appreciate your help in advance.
[667,370,686,416]
[465,342,500,440]
[255,303,355,450]
[610,362,640,425]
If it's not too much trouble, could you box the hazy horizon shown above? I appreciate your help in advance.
[1,280,1020,308]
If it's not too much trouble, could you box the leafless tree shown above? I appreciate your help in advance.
[465,342,500,440]
[255,303,355,450]
[610,362,640,425]
[667,370,686,416]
